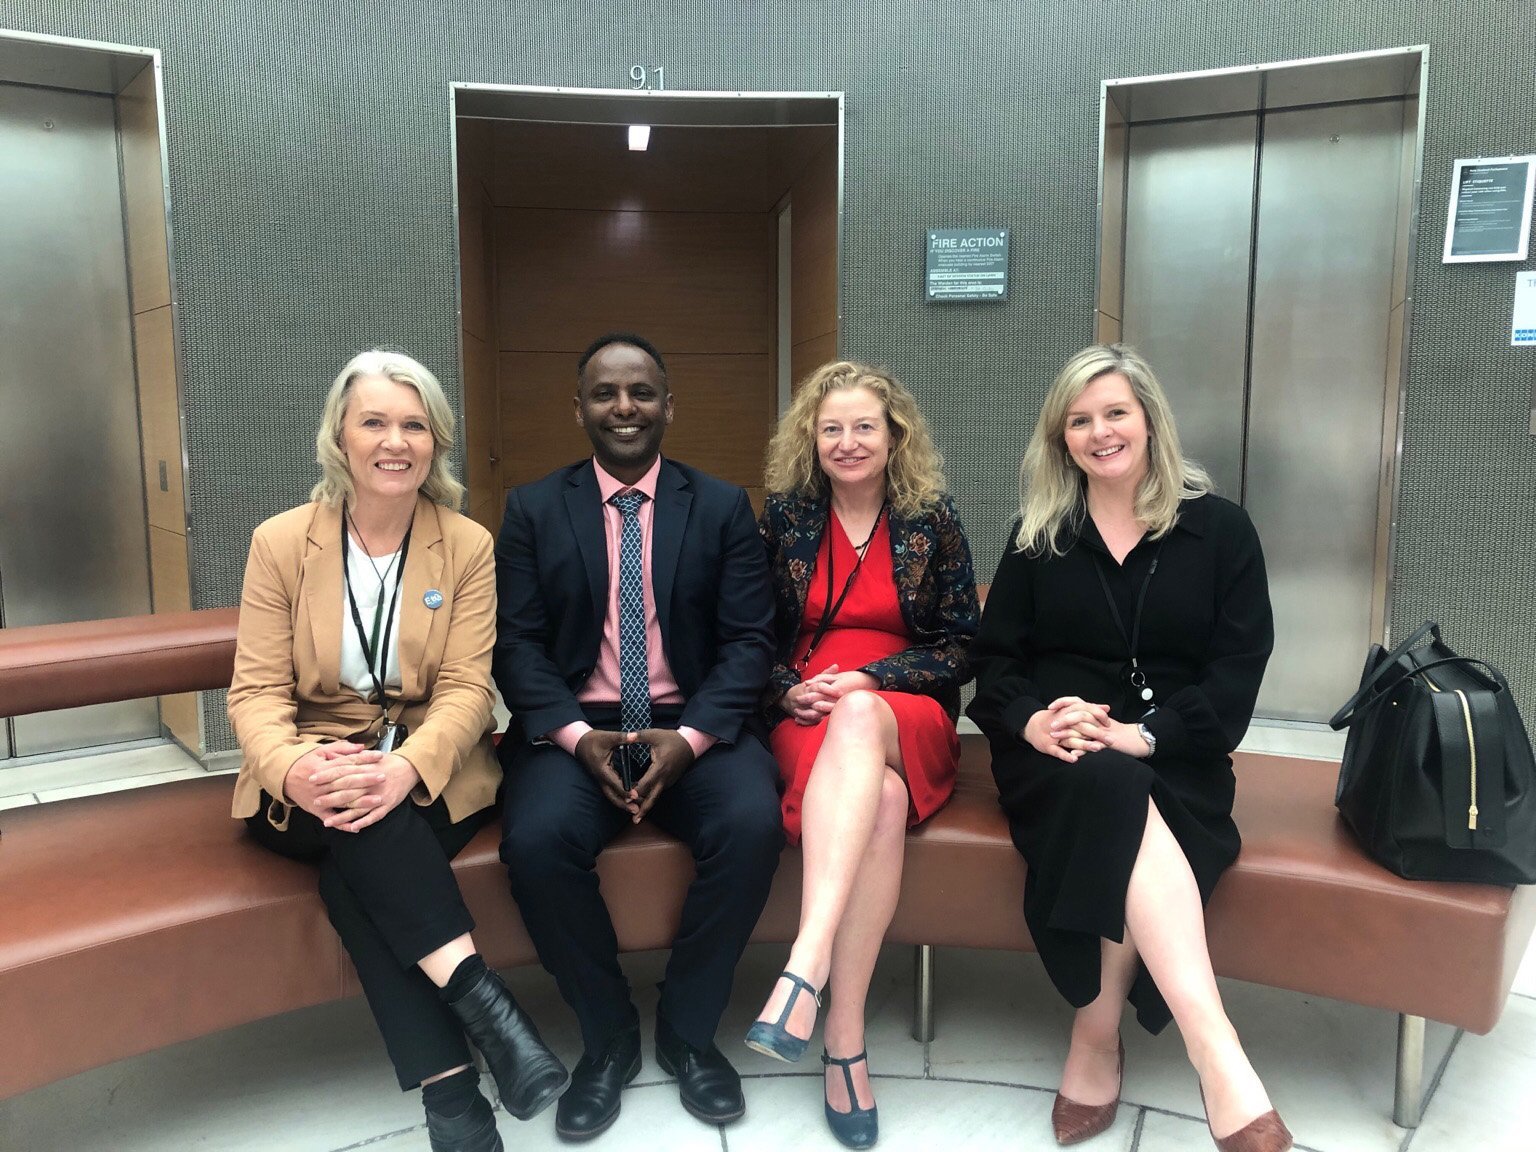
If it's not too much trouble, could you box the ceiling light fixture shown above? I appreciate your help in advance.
[628,124,651,151]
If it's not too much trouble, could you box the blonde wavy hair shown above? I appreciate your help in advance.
[311,349,465,510]
[764,361,947,517]
[1015,344,1210,556]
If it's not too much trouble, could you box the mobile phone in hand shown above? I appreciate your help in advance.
[618,744,635,793]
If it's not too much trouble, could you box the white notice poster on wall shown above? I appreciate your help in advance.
[1511,270,1536,346]
[1446,157,1536,262]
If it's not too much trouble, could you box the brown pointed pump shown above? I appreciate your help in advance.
[1050,1038,1123,1145]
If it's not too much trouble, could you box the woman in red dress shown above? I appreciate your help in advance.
[744,362,979,1148]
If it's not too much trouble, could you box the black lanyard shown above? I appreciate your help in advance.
[1090,536,1165,706]
[341,512,412,716]
[796,502,888,672]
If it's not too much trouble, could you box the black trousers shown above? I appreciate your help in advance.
[246,793,493,1089]
[499,715,783,1056]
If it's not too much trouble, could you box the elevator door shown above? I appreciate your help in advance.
[1121,99,1407,722]
[1121,114,1256,500]
[0,83,157,756]
[1246,101,1403,720]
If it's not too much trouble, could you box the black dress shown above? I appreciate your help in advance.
[966,494,1273,1033]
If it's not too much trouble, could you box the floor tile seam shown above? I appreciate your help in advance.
[732,1069,931,1083]
[3,743,202,771]
[1396,1023,1464,1152]
[730,1063,1385,1127]
[338,1071,1379,1148]
[835,1069,1065,1096]
[30,765,210,799]
[0,736,185,770]
[1421,1025,1464,1114]
[329,1119,425,1150]
[326,1093,736,1150]
[672,1067,1073,1095]
[1134,1102,1327,1152]
[33,780,205,803]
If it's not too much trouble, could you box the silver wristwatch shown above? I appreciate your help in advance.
[1136,722,1157,756]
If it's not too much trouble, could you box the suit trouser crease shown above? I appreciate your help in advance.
[246,794,488,1090]
[501,732,782,1055]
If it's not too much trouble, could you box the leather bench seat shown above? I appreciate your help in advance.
[2,609,1533,1115]
[1206,751,1535,1034]
[5,735,1533,1100]
[0,772,799,1100]
[894,741,1536,1033]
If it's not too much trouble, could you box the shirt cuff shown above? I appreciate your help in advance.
[548,721,592,758]
[1002,696,1047,744]
[678,726,718,759]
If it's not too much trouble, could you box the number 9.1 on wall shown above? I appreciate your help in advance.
[629,65,665,90]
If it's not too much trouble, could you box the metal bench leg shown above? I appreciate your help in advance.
[912,944,935,1042]
[1394,1013,1424,1128]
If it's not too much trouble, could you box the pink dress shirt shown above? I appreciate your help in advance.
[548,456,717,760]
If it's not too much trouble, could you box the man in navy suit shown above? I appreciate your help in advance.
[494,333,782,1140]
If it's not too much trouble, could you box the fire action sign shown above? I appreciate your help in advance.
[925,228,1009,302]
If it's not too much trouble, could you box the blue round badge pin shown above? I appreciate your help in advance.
[423,589,444,609]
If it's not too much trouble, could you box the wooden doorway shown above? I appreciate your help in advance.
[451,86,841,527]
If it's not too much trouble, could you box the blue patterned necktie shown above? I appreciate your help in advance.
[610,490,652,776]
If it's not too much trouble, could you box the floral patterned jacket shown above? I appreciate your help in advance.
[759,489,981,724]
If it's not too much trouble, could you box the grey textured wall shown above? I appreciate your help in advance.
[3,1,1533,744]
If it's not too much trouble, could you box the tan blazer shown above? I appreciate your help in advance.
[227,497,500,826]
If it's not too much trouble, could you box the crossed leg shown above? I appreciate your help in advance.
[753,690,910,1110]
[1059,800,1274,1138]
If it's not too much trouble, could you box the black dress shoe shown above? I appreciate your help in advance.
[446,967,570,1121]
[655,1014,745,1124]
[556,1028,641,1142]
[426,1090,505,1152]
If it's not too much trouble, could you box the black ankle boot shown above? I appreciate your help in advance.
[446,967,569,1120]
[425,1090,504,1152]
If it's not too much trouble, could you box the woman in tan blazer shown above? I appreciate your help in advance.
[228,350,565,1152]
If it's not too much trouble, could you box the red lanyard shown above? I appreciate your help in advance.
[797,503,887,671]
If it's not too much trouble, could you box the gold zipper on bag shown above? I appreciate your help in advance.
[1422,671,1479,831]
[1456,690,1478,831]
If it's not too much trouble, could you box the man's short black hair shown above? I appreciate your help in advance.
[576,332,668,390]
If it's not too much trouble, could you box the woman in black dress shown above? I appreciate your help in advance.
[968,345,1290,1152]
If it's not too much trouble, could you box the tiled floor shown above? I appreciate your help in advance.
[4,944,1534,1151]
[2,732,1532,1152]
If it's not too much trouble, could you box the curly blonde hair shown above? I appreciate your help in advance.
[1015,343,1211,556]
[764,361,947,517]
[311,349,465,510]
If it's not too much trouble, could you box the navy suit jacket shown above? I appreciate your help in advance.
[493,457,775,750]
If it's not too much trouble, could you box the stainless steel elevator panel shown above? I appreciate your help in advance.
[1122,115,1256,499]
[0,83,157,754]
[1246,101,1404,720]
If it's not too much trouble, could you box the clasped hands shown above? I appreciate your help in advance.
[283,741,421,832]
[778,664,880,726]
[1023,696,1151,763]
[576,727,695,824]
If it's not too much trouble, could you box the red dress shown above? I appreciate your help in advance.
[771,513,960,844]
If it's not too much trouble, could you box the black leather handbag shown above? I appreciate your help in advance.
[1329,621,1536,884]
